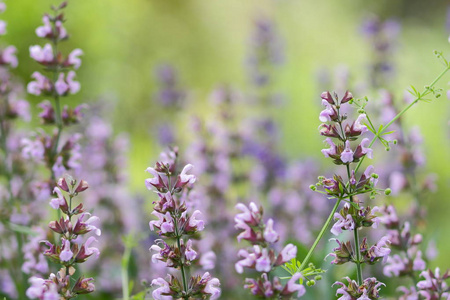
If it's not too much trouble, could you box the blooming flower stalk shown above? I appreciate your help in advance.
[310,91,392,297]
[146,148,221,299]
[235,201,307,299]
[24,1,84,184]
[26,176,100,299]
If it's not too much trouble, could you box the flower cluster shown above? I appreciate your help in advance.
[333,277,385,300]
[381,205,426,278]
[153,64,186,146]
[315,91,389,297]
[27,176,100,299]
[246,17,284,87]
[235,202,305,299]
[27,3,82,97]
[23,1,84,185]
[146,149,221,299]
[360,16,401,88]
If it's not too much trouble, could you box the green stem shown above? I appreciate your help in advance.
[174,219,189,298]
[121,243,132,300]
[354,65,450,174]
[353,226,363,285]
[299,198,342,272]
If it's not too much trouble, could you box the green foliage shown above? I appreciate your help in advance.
[282,258,326,286]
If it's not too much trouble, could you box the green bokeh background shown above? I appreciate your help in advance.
[2,0,449,293]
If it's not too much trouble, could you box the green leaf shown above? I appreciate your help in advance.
[7,222,39,236]
[381,130,396,136]
[130,291,147,300]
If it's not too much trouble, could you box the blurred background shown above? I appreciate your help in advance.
[2,0,450,298]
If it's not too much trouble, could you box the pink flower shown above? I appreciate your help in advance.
[83,236,100,259]
[67,48,83,69]
[1,46,18,68]
[281,273,305,297]
[27,72,52,95]
[319,100,336,122]
[255,248,271,272]
[340,140,354,163]
[36,15,52,37]
[186,210,204,231]
[29,44,54,63]
[202,273,221,300]
[277,243,297,264]
[151,277,172,300]
[354,114,368,134]
[184,239,197,261]
[59,239,73,261]
[49,187,66,210]
[66,71,80,94]
[321,137,337,157]
[55,73,69,95]
[0,20,6,35]
[263,218,279,243]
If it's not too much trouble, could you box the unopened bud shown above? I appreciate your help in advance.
[307,280,316,286]
[57,178,70,192]
[314,275,322,281]
[309,185,317,191]
[384,188,392,195]
[75,180,89,193]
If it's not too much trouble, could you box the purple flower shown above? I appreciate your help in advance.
[185,239,197,261]
[67,48,83,69]
[321,137,337,157]
[319,100,336,122]
[263,218,279,243]
[151,277,172,300]
[340,140,354,163]
[29,44,54,63]
[1,45,18,67]
[199,251,216,270]
[35,15,52,37]
[331,212,354,236]
[186,210,205,232]
[369,236,391,263]
[175,164,196,188]
[82,236,100,259]
[26,277,59,300]
[255,248,271,272]
[354,114,368,134]
[235,248,257,274]
[281,273,306,298]
[201,272,221,300]
[59,239,73,261]
[354,138,373,159]
[49,187,66,210]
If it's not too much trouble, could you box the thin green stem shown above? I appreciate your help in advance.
[354,64,450,174]
[299,198,342,272]
[353,225,363,285]
[174,219,189,298]
[121,243,132,300]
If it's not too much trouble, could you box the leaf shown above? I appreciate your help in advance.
[381,130,396,136]
[131,291,147,300]
[7,222,39,236]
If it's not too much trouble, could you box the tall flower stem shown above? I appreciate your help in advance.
[174,218,189,299]
[121,240,132,300]
[355,64,450,174]
[299,198,342,272]
[50,9,63,180]
[353,224,363,285]
[346,164,363,285]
